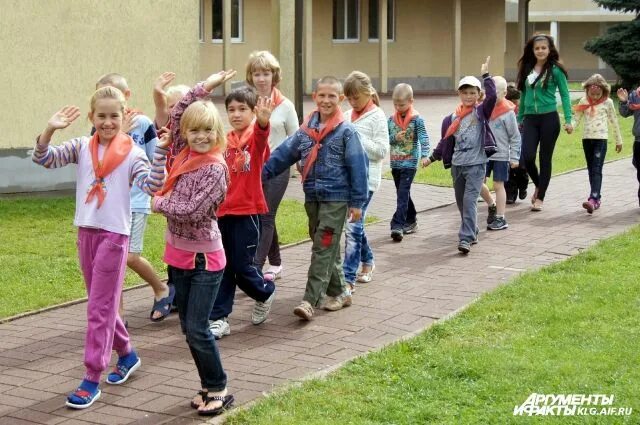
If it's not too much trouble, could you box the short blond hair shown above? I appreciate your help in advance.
[180,101,226,152]
[392,83,413,101]
[315,76,343,94]
[493,76,508,99]
[245,51,282,87]
[96,73,129,93]
[90,86,126,115]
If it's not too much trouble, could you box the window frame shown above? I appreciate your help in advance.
[367,0,395,42]
[211,0,244,44]
[332,0,361,43]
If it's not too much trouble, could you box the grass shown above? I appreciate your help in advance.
[226,226,640,425]
[0,196,375,319]
[402,102,634,187]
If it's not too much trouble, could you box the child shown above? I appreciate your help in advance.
[573,74,623,213]
[262,76,368,320]
[504,84,530,204]
[479,76,521,230]
[152,94,233,416]
[425,57,497,254]
[95,73,174,323]
[341,71,388,292]
[617,85,640,205]
[245,51,300,282]
[388,83,429,242]
[32,87,169,409]
[207,86,276,338]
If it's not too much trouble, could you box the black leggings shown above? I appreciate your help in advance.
[521,112,561,201]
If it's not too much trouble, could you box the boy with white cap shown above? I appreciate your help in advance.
[424,57,497,254]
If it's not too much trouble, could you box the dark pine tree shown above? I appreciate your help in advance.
[584,0,640,88]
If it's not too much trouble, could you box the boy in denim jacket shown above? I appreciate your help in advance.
[262,76,368,320]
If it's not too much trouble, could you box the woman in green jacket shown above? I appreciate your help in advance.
[516,34,573,211]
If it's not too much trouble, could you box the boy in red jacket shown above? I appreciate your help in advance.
[208,87,276,338]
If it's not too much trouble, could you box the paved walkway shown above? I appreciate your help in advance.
[1,158,639,425]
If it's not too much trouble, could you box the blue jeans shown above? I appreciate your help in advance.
[170,254,227,391]
[582,139,607,201]
[391,168,417,230]
[343,191,374,284]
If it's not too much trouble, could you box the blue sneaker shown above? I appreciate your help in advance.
[106,351,141,385]
[66,379,101,409]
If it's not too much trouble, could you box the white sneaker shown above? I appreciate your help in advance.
[323,292,353,311]
[263,265,283,281]
[208,318,230,339]
[252,290,276,325]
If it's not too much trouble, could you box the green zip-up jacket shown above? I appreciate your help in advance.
[518,64,572,125]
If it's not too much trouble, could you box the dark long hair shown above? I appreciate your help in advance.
[516,34,568,91]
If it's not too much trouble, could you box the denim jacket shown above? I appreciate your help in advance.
[430,74,498,168]
[262,112,369,208]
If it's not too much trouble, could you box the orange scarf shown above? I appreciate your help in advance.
[227,125,255,172]
[490,99,516,121]
[573,96,607,117]
[392,107,418,131]
[156,147,224,196]
[443,104,474,139]
[271,88,285,108]
[85,132,133,208]
[350,99,376,122]
[300,109,344,182]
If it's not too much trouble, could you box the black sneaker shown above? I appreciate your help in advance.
[402,222,418,234]
[487,216,508,230]
[391,229,403,242]
[487,204,497,225]
[518,187,528,200]
[457,240,471,254]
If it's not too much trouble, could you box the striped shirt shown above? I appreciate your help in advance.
[388,115,429,169]
[32,136,167,235]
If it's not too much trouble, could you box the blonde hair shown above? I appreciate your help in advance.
[392,83,413,101]
[90,86,126,114]
[582,73,610,98]
[315,76,343,94]
[96,73,129,93]
[493,76,508,99]
[245,51,282,87]
[166,84,190,107]
[344,71,380,106]
[180,101,226,152]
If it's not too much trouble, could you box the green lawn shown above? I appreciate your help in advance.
[403,102,634,187]
[226,226,640,425]
[0,196,371,319]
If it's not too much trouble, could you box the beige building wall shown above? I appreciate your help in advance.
[0,0,199,150]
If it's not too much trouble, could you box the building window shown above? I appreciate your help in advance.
[212,0,243,42]
[199,0,205,41]
[368,0,394,41]
[333,0,360,42]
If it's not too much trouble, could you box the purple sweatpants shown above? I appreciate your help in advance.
[77,227,132,382]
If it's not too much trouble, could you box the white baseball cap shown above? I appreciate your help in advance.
[457,76,482,90]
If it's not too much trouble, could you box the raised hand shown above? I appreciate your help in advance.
[617,88,628,103]
[154,72,176,95]
[255,96,274,128]
[204,69,237,92]
[47,106,81,130]
[122,109,140,134]
[156,127,173,149]
[481,56,491,75]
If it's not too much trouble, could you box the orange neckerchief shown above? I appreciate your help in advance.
[392,107,418,131]
[350,99,376,122]
[85,132,133,208]
[227,124,255,172]
[156,147,224,196]
[490,99,516,121]
[300,109,344,182]
[628,88,640,111]
[573,96,607,117]
[443,105,474,139]
[271,88,285,108]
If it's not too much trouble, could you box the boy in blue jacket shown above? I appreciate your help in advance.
[425,57,497,254]
[262,76,368,320]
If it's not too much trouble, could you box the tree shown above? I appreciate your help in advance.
[584,0,640,88]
